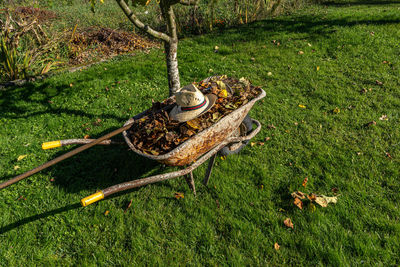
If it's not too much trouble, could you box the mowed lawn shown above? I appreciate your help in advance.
[1,0,400,265]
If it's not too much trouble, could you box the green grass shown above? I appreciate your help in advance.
[1,0,400,265]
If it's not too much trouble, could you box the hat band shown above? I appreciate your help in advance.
[181,99,207,111]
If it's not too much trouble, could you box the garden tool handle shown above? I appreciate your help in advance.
[42,139,123,149]
[0,122,134,190]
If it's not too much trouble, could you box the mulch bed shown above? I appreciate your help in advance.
[128,76,262,156]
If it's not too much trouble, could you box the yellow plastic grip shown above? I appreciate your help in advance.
[42,140,62,150]
[81,191,104,207]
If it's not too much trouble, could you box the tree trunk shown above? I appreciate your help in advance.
[160,1,180,96]
[164,40,180,96]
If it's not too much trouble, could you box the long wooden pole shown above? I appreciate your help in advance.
[0,123,133,190]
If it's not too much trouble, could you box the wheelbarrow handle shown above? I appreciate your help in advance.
[0,122,134,190]
[42,139,124,149]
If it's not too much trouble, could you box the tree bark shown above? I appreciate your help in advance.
[160,1,180,96]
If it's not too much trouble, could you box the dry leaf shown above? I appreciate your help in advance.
[267,72,272,76]
[298,104,306,109]
[17,155,27,161]
[218,89,228,98]
[251,142,256,147]
[84,135,90,139]
[302,177,308,188]
[316,66,320,71]
[104,210,110,216]
[291,191,306,199]
[220,155,226,160]
[284,218,294,229]
[307,193,316,201]
[264,137,271,141]
[298,51,304,55]
[385,152,392,159]
[293,198,303,209]
[216,80,226,90]
[267,124,276,129]
[376,80,383,85]
[309,203,316,212]
[260,184,264,190]
[314,195,338,207]
[14,165,20,170]
[124,200,133,213]
[187,119,201,129]
[379,115,388,121]
[364,121,376,127]
[333,107,340,114]
[17,195,27,201]
[274,243,280,250]
[174,192,184,199]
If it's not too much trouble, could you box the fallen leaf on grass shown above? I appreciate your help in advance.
[17,155,27,161]
[291,191,306,199]
[293,198,303,210]
[376,80,383,85]
[316,66,320,71]
[124,200,133,213]
[364,121,376,127]
[174,192,184,199]
[274,243,280,250]
[298,104,306,109]
[104,210,110,216]
[298,51,304,55]
[267,124,276,129]
[284,218,294,229]
[302,177,308,188]
[333,107,340,114]
[385,152,392,159]
[14,166,20,170]
[264,137,271,141]
[307,193,316,201]
[17,196,27,201]
[84,135,90,139]
[314,195,338,207]
[379,115,388,121]
[220,155,226,160]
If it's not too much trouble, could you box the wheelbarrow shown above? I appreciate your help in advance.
[0,78,266,207]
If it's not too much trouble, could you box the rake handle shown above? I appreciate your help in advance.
[0,123,133,190]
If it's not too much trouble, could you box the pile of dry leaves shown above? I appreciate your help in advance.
[128,76,262,155]
[69,27,158,64]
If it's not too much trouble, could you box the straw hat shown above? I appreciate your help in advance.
[169,84,217,122]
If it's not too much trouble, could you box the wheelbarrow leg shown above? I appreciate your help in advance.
[203,154,217,186]
[185,171,196,195]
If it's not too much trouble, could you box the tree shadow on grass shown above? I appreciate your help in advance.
[0,203,82,234]
[320,0,400,7]
[194,10,400,46]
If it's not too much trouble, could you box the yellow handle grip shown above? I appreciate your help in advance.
[81,191,104,207]
[42,140,62,150]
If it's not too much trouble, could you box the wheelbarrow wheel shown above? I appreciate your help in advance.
[219,115,253,156]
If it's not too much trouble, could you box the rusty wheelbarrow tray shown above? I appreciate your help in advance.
[80,88,266,206]
[123,88,266,166]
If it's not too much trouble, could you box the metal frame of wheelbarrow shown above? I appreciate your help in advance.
[80,119,261,206]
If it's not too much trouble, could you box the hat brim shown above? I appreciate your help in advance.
[170,94,217,122]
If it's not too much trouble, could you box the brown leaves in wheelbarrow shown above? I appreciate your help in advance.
[128,76,262,155]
